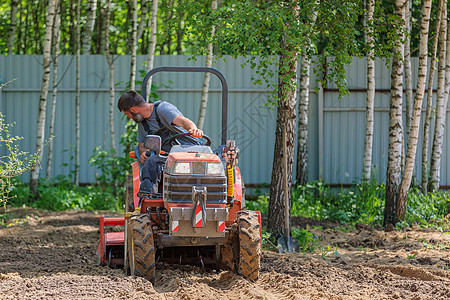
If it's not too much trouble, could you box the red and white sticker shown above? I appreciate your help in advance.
[195,202,203,227]
[218,221,225,232]
[172,220,179,232]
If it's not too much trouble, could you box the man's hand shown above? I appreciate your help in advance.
[189,128,203,138]
[173,115,204,138]
[140,151,149,164]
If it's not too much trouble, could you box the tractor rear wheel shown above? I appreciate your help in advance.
[129,214,156,283]
[237,210,261,281]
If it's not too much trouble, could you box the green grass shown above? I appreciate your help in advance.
[8,176,121,212]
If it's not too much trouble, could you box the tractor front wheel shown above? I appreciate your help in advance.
[129,214,156,283]
[237,210,261,281]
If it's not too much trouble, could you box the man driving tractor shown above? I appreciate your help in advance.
[117,90,204,194]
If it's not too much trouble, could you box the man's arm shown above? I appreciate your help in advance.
[138,142,148,164]
[172,115,203,137]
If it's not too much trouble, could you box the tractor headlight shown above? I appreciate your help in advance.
[207,162,224,175]
[174,162,191,174]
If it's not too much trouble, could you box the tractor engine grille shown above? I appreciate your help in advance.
[164,173,227,204]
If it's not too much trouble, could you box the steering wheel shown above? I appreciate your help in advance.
[167,132,212,146]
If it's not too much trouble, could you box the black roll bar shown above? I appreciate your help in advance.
[141,66,228,145]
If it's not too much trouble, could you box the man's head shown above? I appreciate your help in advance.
[118,91,148,123]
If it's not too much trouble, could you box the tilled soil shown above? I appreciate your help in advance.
[1,206,450,299]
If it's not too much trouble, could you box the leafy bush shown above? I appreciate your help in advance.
[0,112,40,205]
[248,180,449,227]
[8,177,120,211]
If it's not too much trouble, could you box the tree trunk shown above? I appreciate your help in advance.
[404,0,413,137]
[422,0,443,193]
[396,0,432,222]
[30,0,57,196]
[197,0,217,130]
[81,0,97,54]
[362,0,376,182]
[429,2,447,192]
[97,2,106,54]
[129,0,138,91]
[146,0,159,100]
[175,0,185,54]
[296,0,319,186]
[74,0,81,185]
[8,0,19,54]
[137,0,149,45]
[47,3,61,179]
[267,38,298,234]
[384,0,406,227]
[105,0,116,151]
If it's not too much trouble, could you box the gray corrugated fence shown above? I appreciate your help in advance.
[0,55,445,188]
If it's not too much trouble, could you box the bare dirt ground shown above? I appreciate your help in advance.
[1,206,450,300]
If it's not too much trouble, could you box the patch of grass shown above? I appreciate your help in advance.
[8,176,120,212]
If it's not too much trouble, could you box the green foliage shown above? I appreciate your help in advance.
[291,227,320,252]
[0,112,40,205]
[8,176,119,211]
[248,180,450,226]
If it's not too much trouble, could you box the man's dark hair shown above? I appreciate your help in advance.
[117,90,146,112]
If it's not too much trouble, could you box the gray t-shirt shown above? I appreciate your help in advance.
[137,101,201,152]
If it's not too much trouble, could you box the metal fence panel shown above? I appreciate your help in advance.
[0,55,446,188]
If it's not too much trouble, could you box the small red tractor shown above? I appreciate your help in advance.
[97,67,262,283]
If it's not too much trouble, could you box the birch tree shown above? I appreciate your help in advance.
[296,0,319,186]
[47,3,61,179]
[137,0,149,45]
[429,1,447,192]
[105,0,116,151]
[8,0,19,54]
[384,0,406,226]
[81,0,98,54]
[197,0,217,130]
[395,0,432,222]
[422,0,444,192]
[404,0,413,137]
[129,0,138,91]
[30,0,57,195]
[362,0,376,182]
[146,0,159,100]
[74,0,81,185]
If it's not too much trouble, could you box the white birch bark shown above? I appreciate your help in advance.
[296,0,319,186]
[404,0,413,137]
[422,0,444,192]
[363,0,376,182]
[30,0,57,195]
[429,2,447,192]
[396,0,432,222]
[197,0,217,130]
[81,0,98,54]
[137,0,149,44]
[47,3,61,179]
[146,0,159,100]
[129,0,138,91]
[105,0,116,151]
[384,0,405,226]
[74,0,81,185]
[8,0,19,54]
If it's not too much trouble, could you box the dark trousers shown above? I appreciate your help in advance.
[141,154,167,193]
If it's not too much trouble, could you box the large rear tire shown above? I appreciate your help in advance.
[237,210,261,281]
[129,214,156,283]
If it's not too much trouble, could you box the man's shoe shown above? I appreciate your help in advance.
[139,178,155,194]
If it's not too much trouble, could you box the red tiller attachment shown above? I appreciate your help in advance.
[97,216,125,267]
